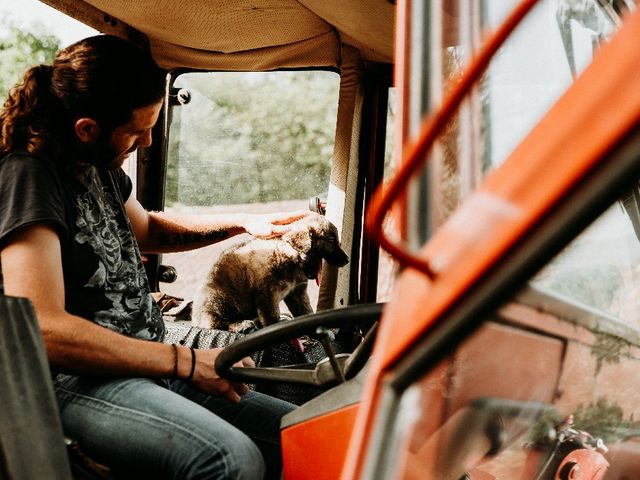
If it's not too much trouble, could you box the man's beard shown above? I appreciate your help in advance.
[75,133,132,171]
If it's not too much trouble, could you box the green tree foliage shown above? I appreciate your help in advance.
[165,71,340,206]
[0,18,60,100]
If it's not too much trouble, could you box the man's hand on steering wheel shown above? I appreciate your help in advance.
[188,347,254,403]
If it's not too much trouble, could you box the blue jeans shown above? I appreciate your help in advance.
[54,375,295,479]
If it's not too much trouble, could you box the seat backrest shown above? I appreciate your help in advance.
[0,295,72,479]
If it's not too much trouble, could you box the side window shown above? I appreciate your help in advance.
[533,199,640,324]
[499,0,631,323]
[377,87,399,303]
[161,71,340,306]
[482,0,617,170]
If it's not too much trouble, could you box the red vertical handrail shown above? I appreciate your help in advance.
[365,0,541,278]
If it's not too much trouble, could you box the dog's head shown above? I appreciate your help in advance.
[283,212,349,281]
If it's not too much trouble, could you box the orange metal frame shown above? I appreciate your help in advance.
[365,0,539,278]
[342,3,640,479]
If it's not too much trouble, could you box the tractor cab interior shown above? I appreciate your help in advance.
[1,0,396,476]
[32,0,397,397]
[4,0,640,479]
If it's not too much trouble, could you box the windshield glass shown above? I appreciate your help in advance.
[166,71,339,207]
[160,70,340,305]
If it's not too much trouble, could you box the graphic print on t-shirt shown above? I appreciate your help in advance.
[73,171,162,340]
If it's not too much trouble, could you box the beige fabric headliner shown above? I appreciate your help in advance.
[148,31,340,71]
[298,0,394,63]
[74,0,393,70]
[85,0,332,53]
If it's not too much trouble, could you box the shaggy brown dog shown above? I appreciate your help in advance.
[191,213,349,331]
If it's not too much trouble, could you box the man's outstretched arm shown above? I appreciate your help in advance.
[125,195,308,253]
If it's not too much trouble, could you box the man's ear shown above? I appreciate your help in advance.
[74,118,101,144]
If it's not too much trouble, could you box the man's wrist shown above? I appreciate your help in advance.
[170,344,179,378]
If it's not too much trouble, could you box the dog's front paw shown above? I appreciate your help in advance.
[229,320,260,334]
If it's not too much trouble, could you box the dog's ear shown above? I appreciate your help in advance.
[286,227,313,255]
[307,224,326,245]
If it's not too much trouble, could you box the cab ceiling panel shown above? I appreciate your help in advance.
[41,0,394,70]
[86,0,342,70]
[84,0,332,52]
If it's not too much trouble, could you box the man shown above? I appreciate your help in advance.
[0,35,299,479]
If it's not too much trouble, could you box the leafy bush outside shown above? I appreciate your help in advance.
[0,18,59,100]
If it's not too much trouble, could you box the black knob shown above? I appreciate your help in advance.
[158,265,178,283]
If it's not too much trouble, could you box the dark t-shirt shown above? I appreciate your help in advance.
[0,152,165,341]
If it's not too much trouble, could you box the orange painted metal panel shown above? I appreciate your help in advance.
[282,404,359,480]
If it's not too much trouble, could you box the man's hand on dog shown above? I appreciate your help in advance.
[189,347,253,403]
[241,210,310,239]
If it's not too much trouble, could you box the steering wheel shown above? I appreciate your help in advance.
[215,303,383,386]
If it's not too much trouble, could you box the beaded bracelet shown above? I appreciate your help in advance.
[187,347,196,382]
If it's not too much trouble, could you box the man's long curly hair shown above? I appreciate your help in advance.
[0,35,165,169]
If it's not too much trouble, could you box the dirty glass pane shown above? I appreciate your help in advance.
[482,0,630,319]
[515,0,631,321]
[423,0,618,233]
[166,71,339,207]
[533,201,640,326]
